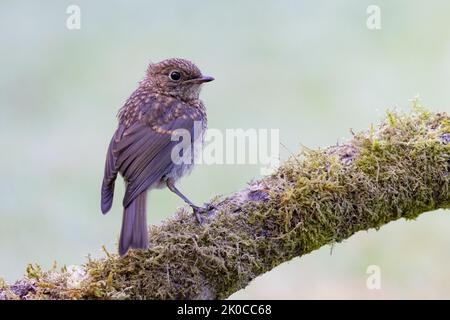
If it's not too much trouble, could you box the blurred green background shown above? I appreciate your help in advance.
[1,0,449,299]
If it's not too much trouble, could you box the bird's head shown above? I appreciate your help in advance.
[144,58,214,102]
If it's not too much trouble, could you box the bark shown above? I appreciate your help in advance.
[1,109,449,300]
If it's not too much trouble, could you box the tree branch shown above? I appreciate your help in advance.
[1,108,449,300]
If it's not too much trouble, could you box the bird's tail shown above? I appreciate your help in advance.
[119,192,149,256]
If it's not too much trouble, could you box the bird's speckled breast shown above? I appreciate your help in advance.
[154,118,206,189]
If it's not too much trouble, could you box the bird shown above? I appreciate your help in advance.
[100,58,214,256]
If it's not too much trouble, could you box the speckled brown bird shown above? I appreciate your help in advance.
[101,58,214,256]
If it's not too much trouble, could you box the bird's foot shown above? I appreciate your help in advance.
[191,204,215,224]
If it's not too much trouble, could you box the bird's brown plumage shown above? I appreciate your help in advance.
[101,58,213,256]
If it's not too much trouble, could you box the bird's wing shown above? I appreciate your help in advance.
[114,100,204,208]
[101,125,125,214]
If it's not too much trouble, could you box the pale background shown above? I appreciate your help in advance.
[1,0,449,299]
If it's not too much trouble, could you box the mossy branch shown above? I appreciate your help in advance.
[1,108,449,300]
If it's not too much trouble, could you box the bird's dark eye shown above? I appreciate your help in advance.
[169,71,181,81]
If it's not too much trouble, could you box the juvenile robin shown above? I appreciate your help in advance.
[100,58,214,256]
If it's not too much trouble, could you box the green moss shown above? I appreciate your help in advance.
[3,107,449,300]
[386,111,396,127]
[0,278,18,300]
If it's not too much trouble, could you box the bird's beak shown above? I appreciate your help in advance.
[198,75,214,83]
[185,75,215,84]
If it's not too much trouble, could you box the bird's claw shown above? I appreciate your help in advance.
[191,204,215,224]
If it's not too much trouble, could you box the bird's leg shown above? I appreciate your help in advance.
[166,179,207,223]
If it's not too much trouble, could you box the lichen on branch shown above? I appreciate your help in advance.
[1,106,449,300]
